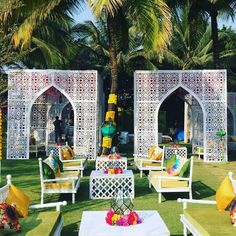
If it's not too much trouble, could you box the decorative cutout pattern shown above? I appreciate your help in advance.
[7,70,100,160]
[95,157,127,170]
[89,170,134,199]
[134,70,227,162]
[165,147,187,159]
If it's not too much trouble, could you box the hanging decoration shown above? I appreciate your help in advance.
[102,137,112,148]
[105,111,115,122]
[108,94,117,105]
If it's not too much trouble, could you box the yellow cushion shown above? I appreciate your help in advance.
[150,150,163,161]
[44,171,80,190]
[149,171,188,188]
[148,145,156,159]
[67,146,75,158]
[216,176,235,211]
[61,148,72,160]
[6,184,30,218]
[64,161,83,168]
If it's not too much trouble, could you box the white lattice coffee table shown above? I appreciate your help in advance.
[95,156,127,170]
[78,210,170,236]
[89,170,134,199]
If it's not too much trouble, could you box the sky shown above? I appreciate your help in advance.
[72,3,235,29]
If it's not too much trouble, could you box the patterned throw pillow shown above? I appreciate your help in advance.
[179,159,191,177]
[53,156,63,172]
[42,162,55,179]
[5,184,30,218]
[0,203,21,233]
[61,148,72,160]
[67,146,75,158]
[148,145,156,159]
[44,156,60,177]
[150,147,163,161]
[167,156,186,176]
[165,154,176,170]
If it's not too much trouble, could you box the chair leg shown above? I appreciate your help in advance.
[183,224,188,236]
[189,189,192,200]
[158,193,162,203]
[148,179,151,188]
[140,170,143,178]
[81,170,83,178]
[41,192,44,204]
[72,193,75,204]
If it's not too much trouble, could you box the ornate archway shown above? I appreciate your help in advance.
[134,70,227,162]
[7,69,102,159]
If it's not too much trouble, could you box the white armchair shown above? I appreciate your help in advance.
[133,146,165,178]
[148,156,194,203]
[58,142,88,177]
[38,158,80,204]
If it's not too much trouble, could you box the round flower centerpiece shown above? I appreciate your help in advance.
[108,153,121,159]
[104,167,123,174]
[105,190,142,226]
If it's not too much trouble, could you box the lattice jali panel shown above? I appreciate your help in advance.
[203,71,226,101]
[95,158,127,170]
[157,72,180,101]
[165,147,187,159]
[136,102,157,132]
[89,171,134,199]
[205,102,226,132]
[182,72,204,99]
[135,132,156,155]
[135,72,158,101]
[7,70,100,159]
[134,70,227,162]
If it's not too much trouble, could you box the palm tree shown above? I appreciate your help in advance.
[189,0,236,68]
[163,5,236,70]
[88,0,171,154]
[0,0,83,68]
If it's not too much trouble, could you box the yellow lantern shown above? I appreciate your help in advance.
[105,111,115,122]
[102,137,112,148]
[108,94,117,105]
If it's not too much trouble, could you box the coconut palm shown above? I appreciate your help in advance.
[189,0,236,68]
[163,5,236,70]
[88,0,171,154]
[0,0,83,68]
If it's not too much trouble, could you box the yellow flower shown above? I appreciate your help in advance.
[112,214,120,222]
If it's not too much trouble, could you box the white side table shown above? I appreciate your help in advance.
[89,170,134,199]
[78,210,170,236]
[96,156,127,170]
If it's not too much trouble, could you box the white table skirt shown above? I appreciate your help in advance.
[89,170,134,199]
[78,210,170,236]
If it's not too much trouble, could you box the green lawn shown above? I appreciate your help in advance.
[1,151,236,236]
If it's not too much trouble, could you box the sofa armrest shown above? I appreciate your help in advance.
[61,159,83,164]
[30,201,67,211]
[177,198,216,209]
[156,176,190,181]
[43,176,79,182]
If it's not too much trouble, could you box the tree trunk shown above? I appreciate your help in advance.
[101,15,119,155]
[210,9,220,69]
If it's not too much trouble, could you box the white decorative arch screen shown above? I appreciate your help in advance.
[7,69,101,160]
[134,70,227,162]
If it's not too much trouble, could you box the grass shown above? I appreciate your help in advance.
[1,147,236,235]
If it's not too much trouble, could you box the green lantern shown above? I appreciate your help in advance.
[101,125,116,138]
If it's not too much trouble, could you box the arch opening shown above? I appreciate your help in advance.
[157,87,204,152]
[29,86,74,156]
